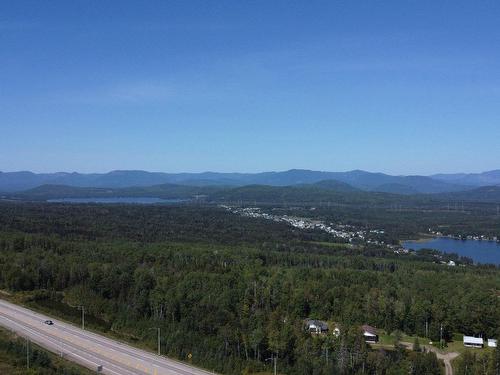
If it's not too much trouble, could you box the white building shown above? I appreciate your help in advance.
[488,339,498,348]
[463,336,484,348]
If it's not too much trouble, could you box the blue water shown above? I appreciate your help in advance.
[403,237,500,265]
[47,197,186,204]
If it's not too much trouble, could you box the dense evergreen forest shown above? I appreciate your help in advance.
[0,202,499,374]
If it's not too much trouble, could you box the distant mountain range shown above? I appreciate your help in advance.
[10,180,500,204]
[6,181,414,206]
[431,170,500,187]
[3,169,499,194]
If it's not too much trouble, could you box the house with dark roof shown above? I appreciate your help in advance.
[305,319,329,334]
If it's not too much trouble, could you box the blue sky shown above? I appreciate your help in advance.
[1,1,499,175]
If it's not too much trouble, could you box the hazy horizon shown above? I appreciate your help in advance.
[1,167,498,176]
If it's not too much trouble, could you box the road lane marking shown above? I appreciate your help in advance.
[0,299,215,375]
[0,311,140,375]
[0,314,126,375]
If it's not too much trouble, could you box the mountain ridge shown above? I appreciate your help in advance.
[0,169,494,194]
[431,170,500,187]
[6,181,500,204]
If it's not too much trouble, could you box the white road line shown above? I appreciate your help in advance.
[0,299,217,375]
[0,313,126,375]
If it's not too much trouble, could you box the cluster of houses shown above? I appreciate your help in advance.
[221,206,385,243]
[221,206,427,256]
[304,319,498,350]
[429,229,500,243]
[463,336,497,349]
[304,319,378,344]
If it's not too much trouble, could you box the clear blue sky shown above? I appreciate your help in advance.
[1,1,499,175]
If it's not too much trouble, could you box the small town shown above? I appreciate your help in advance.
[220,205,386,244]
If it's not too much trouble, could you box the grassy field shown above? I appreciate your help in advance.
[382,331,495,356]
[308,241,357,249]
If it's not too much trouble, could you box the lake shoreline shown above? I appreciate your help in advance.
[402,237,500,265]
[401,233,437,244]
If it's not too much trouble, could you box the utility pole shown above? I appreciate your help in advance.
[266,355,277,375]
[78,306,85,330]
[149,328,161,355]
[26,337,30,370]
[156,328,161,356]
[440,324,443,348]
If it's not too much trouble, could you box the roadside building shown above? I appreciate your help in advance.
[305,319,329,334]
[463,336,484,348]
[362,325,378,343]
[488,339,498,348]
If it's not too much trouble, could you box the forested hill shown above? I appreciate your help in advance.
[208,184,414,205]
[8,183,219,200]
[211,184,500,204]
[308,179,360,192]
[9,181,431,206]
[7,181,500,205]
[435,185,500,202]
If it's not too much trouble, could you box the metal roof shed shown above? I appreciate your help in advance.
[463,336,484,348]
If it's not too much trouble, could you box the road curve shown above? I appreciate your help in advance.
[0,299,216,375]
[400,341,459,375]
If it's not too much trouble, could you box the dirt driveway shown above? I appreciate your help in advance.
[400,342,459,375]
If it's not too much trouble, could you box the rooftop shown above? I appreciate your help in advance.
[463,336,484,344]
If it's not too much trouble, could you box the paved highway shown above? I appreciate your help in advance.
[0,299,216,375]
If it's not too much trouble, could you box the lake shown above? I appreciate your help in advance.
[47,197,187,204]
[403,237,500,265]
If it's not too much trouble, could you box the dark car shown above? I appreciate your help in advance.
[44,320,54,325]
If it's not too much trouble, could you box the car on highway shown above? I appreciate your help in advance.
[44,320,54,325]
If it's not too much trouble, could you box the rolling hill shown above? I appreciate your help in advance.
[435,186,500,202]
[432,170,500,187]
[0,169,477,194]
[10,183,219,201]
[8,180,500,205]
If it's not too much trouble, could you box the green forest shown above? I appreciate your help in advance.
[0,202,499,374]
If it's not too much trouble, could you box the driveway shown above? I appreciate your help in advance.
[400,341,459,375]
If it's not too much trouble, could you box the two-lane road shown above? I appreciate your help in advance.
[0,299,216,375]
